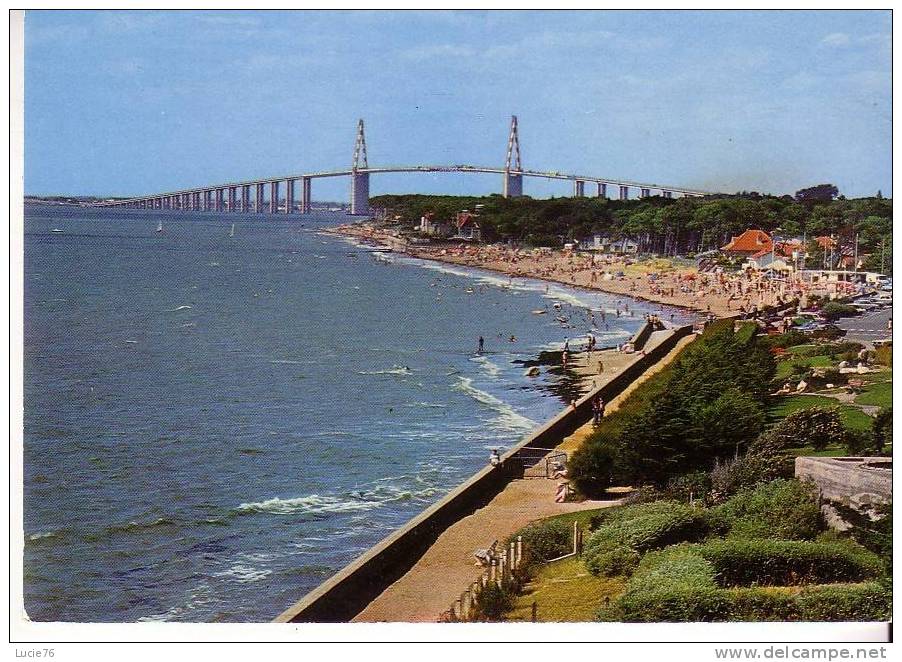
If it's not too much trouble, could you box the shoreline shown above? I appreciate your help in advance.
[276,324,694,622]
[325,223,723,318]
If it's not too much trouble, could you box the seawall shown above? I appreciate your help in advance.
[274,323,693,623]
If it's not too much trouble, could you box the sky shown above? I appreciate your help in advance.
[24,9,892,200]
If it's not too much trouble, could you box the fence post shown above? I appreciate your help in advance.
[531,601,537,623]
[510,541,517,571]
[516,535,523,566]
[453,598,461,621]
[573,520,579,555]
[462,590,471,622]
[499,550,507,585]
[490,559,497,585]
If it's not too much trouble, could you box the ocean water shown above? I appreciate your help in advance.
[22,205,693,622]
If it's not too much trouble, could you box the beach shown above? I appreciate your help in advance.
[330,222,801,319]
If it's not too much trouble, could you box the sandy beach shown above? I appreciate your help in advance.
[329,223,799,319]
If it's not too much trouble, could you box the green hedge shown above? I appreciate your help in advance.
[509,518,572,566]
[584,501,708,575]
[706,479,822,540]
[696,538,883,587]
[601,582,892,622]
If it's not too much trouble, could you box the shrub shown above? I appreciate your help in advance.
[605,583,892,622]
[709,452,795,501]
[663,471,711,503]
[872,407,892,454]
[696,538,883,587]
[567,437,622,498]
[875,345,892,367]
[820,302,859,320]
[765,330,809,350]
[708,479,822,541]
[726,588,798,621]
[584,501,709,575]
[512,518,572,566]
[585,545,641,577]
[795,582,892,621]
[845,428,876,455]
[473,582,514,621]
[765,406,847,451]
[597,545,725,622]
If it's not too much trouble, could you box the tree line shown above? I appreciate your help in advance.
[370,188,892,271]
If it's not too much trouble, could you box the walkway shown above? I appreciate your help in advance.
[352,333,696,622]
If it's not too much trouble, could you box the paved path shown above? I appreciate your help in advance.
[352,334,696,623]
[837,307,893,345]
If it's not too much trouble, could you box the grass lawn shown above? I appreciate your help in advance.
[854,380,892,409]
[775,355,834,379]
[507,556,625,622]
[767,395,874,432]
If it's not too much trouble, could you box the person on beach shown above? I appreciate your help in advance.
[478,336,484,353]
[597,359,604,374]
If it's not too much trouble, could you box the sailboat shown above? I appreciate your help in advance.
[229,223,235,238]
[156,219,163,233]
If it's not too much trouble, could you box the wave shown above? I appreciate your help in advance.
[215,563,272,584]
[401,401,447,409]
[357,365,412,376]
[236,483,442,517]
[469,354,502,379]
[26,530,64,543]
[165,305,193,312]
[452,377,537,432]
[268,359,313,365]
[235,494,380,516]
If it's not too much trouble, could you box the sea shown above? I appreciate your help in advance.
[22,205,695,622]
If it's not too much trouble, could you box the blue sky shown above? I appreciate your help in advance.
[25,10,891,200]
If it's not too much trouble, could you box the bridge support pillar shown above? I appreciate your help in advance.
[574,180,585,197]
[640,188,650,198]
[269,181,280,213]
[215,188,224,212]
[255,183,265,213]
[619,185,629,201]
[351,172,369,215]
[662,190,672,199]
[597,182,607,198]
[502,172,522,198]
[228,186,238,212]
[285,179,294,214]
[241,185,251,212]
[301,177,311,214]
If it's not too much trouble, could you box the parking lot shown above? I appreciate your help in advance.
[836,305,893,345]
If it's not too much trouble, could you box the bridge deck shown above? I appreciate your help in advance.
[94,164,712,207]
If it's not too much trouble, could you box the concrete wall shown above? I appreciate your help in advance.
[795,457,892,507]
[275,325,693,623]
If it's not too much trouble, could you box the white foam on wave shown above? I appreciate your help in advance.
[358,365,413,376]
[469,354,502,379]
[237,483,442,518]
[165,305,193,312]
[236,494,378,515]
[215,563,273,584]
[401,401,447,409]
[269,359,313,365]
[452,377,537,433]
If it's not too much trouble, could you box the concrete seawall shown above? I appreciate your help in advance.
[275,324,693,623]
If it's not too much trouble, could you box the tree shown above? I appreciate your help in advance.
[795,184,839,204]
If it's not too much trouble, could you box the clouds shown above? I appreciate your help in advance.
[23,10,892,197]
[820,32,851,47]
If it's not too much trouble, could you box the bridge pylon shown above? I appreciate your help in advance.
[351,118,370,215]
[503,115,523,198]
